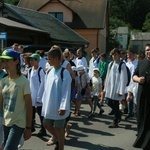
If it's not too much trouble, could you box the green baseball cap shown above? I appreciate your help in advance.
[29,53,40,61]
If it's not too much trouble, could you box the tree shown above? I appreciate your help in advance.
[142,12,150,32]
[109,0,150,30]
[4,0,19,5]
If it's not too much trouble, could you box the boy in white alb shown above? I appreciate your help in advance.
[28,53,46,136]
[42,45,71,150]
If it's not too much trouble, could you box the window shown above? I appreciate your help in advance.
[49,12,63,22]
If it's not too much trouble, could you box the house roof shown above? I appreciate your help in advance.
[3,3,89,47]
[18,0,108,29]
[131,32,150,40]
[117,27,128,34]
[0,17,47,33]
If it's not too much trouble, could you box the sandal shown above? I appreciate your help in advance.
[46,137,57,146]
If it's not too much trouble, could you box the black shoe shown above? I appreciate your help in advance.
[108,122,118,128]
[37,129,46,137]
[54,141,59,150]
[108,110,114,115]
[117,111,123,123]
[99,109,104,115]
[123,108,128,114]
[88,113,95,118]
[31,128,36,133]
[125,114,132,120]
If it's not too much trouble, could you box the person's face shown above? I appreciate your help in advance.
[63,53,70,61]
[29,59,38,67]
[47,55,58,66]
[12,45,18,51]
[2,59,18,72]
[93,70,99,77]
[18,47,24,54]
[77,50,82,57]
[145,46,150,60]
[100,56,105,61]
[127,52,135,61]
[112,53,120,62]
[91,52,97,58]
[120,53,126,60]
[78,70,84,75]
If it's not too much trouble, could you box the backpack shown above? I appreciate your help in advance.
[47,67,65,81]
[28,67,45,83]
[109,61,131,86]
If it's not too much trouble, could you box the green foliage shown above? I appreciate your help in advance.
[4,0,19,5]
[109,17,129,30]
[109,0,150,30]
[142,12,150,32]
[106,32,119,53]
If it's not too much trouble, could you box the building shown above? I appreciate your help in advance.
[18,0,109,56]
[0,2,89,50]
[130,32,150,52]
[116,27,128,50]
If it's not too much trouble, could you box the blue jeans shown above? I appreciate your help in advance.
[4,125,24,150]
[106,98,120,123]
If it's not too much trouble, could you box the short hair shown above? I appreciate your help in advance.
[126,48,135,54]
[137,50,145,59]
[47,45,62,60]
[110,48,120,56]
[100,53,107,58]
[18,45,23,49]
[146,43,150,47]
[36,50,45,57]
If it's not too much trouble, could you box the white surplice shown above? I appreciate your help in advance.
[42,67,71,120]
[104,61,128,101]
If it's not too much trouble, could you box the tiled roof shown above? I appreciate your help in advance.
[117,27,128,34]
[18,0,108,29]
[131,32,150,40]
[4,3,89,46]
[0,17,47,33]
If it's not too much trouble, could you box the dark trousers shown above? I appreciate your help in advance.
[32,106,45,131]
[106,98,120,123]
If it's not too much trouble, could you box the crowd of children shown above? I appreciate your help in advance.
[0,43,149,150]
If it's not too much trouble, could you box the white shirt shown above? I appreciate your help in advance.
[126,59,138,93]
[75,57,88,72]
[104,61,128,101]
[42,67,71,120]
[88,56,100,78]
[39,57,47,71]
[91,76,102,96]
[27,67,45,106]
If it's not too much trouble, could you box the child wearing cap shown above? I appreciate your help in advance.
[0,59,7,150]
[77,65,93,114]
[0,49,32,150]
[88,68,104,118]
[27,53,46,136]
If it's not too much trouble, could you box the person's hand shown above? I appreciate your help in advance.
[24,129,31,141]
[139,76,145,84]
[126,95,131,102]
[117,93,122,97]
[75,93,78,98]
[58,109,66,115]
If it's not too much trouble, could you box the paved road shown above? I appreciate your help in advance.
[21,102,142,150]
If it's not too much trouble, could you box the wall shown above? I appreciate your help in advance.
[39,3,73,22]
